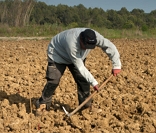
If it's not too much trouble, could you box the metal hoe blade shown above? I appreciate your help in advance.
[62,74,113,117]
[62,106,70,116]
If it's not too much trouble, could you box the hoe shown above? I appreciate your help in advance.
[62,74,113,117]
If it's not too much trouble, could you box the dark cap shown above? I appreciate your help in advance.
[80,29,97,49]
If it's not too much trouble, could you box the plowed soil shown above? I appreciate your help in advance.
[0,38,156,133]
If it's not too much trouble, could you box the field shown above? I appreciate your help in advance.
[0,38,156,133]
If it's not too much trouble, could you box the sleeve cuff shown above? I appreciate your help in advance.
[113,66,121,69]
[92,80,98,87]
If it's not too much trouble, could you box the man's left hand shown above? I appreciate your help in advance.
[112,69,121,76]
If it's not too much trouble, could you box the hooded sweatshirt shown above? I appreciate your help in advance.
[47,28,121,86]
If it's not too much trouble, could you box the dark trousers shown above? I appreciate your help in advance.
[39,59,92,108]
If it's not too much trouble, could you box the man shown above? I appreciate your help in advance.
[35,28,121,114]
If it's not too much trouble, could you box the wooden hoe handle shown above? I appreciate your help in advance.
[67,74,113,116]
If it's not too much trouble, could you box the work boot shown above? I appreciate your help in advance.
[35,99,51,116]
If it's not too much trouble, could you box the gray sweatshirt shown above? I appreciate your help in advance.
[47,28,121,86]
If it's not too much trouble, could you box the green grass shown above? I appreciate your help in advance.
[0,24,155,39]
[94,27,156,39]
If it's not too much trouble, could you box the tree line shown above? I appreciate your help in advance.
[0,0,156,31]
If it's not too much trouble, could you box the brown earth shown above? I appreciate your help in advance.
[0,38,156,133]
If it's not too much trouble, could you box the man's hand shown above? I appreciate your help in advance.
[93,85,99,91]
[112,69,121,76]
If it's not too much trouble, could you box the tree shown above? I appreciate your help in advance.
[1,0,156,30]
[88,7,107,27]
[30,2,47,24]
[130,9,146,29]
[0,0,36,26]
[75,4,89,26]
[146,10,156,28]
[56,4,74,26]
[107,9,124,29]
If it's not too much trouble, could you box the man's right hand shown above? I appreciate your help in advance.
[93,85,99,91]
